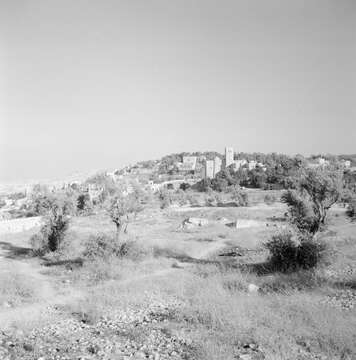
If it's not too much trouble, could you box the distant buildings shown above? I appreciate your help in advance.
[177,156,197,172]
[341,160,351,169]
[202,146,267,179]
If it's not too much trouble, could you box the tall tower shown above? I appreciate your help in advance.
[225,147,234,168]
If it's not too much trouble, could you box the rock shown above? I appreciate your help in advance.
[183,217,209,227]
[248,284,260,293]
[241,355,252,360]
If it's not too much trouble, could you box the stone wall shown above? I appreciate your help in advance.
[0,216,42,235]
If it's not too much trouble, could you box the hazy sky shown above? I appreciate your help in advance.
[0,0,355,182]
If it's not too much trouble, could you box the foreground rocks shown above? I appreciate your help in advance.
[0,299,196,360]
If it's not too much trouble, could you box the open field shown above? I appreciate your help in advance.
[0,195,355,360]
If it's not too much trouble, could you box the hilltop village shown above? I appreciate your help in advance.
[0,149,355,221]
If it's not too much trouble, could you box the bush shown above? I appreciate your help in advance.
[264,231,299,272]
[264,193,276,205]
[83,233,120,259]
[30,233,48,256]
[77,193,93,215]
[158,189,176,209]
[179,182,191,191]
[30,200,70,254]
[346,197,356,220]
[297,238,327,269]
[174,189,188,206]
[83,233,147,261]
[264,230,327,272]
[230,186,249,206]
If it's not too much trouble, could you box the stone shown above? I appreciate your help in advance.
[248,284,260,293]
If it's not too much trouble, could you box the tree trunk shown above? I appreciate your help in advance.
[115,222,123,241]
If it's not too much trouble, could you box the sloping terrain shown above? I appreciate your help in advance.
[0,203,355,360]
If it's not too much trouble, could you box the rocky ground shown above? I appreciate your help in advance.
[0,297,195,360]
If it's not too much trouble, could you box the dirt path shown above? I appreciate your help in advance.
[0,230,84,331]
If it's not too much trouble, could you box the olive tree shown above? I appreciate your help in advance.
[282,167,343,235]
[108,193,143,241]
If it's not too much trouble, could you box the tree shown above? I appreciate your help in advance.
[300,167,343,226]
[282,167,343,235]
[30,185,76,216]
[108,194,143,240]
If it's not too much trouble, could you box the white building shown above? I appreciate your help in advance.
[213,157,222,176]
[204,160,214,179]
[342,160,351,168]
[234,159,247,170]
[248,160,257,170]
[225,147,234,168]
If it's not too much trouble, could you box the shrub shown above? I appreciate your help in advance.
[264,231,299,272]
[158,189,175,209]
[204,192,219,207]
[174,189,188,206]
[83,233,147,261]
[180,182,191,191]
[264,230,327,272]
[346,197,356,220]
[83,233,120,259]
[30,233,48,256]
[264,193,276,205]
[30,200,70,254]
[77,193,93,215]
[297,238,327,269]
[230,186,249,206]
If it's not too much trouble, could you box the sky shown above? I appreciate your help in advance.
[0,0,355,182]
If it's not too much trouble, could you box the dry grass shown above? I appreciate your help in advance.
[0,271,39,306]
[177,267,356,360]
